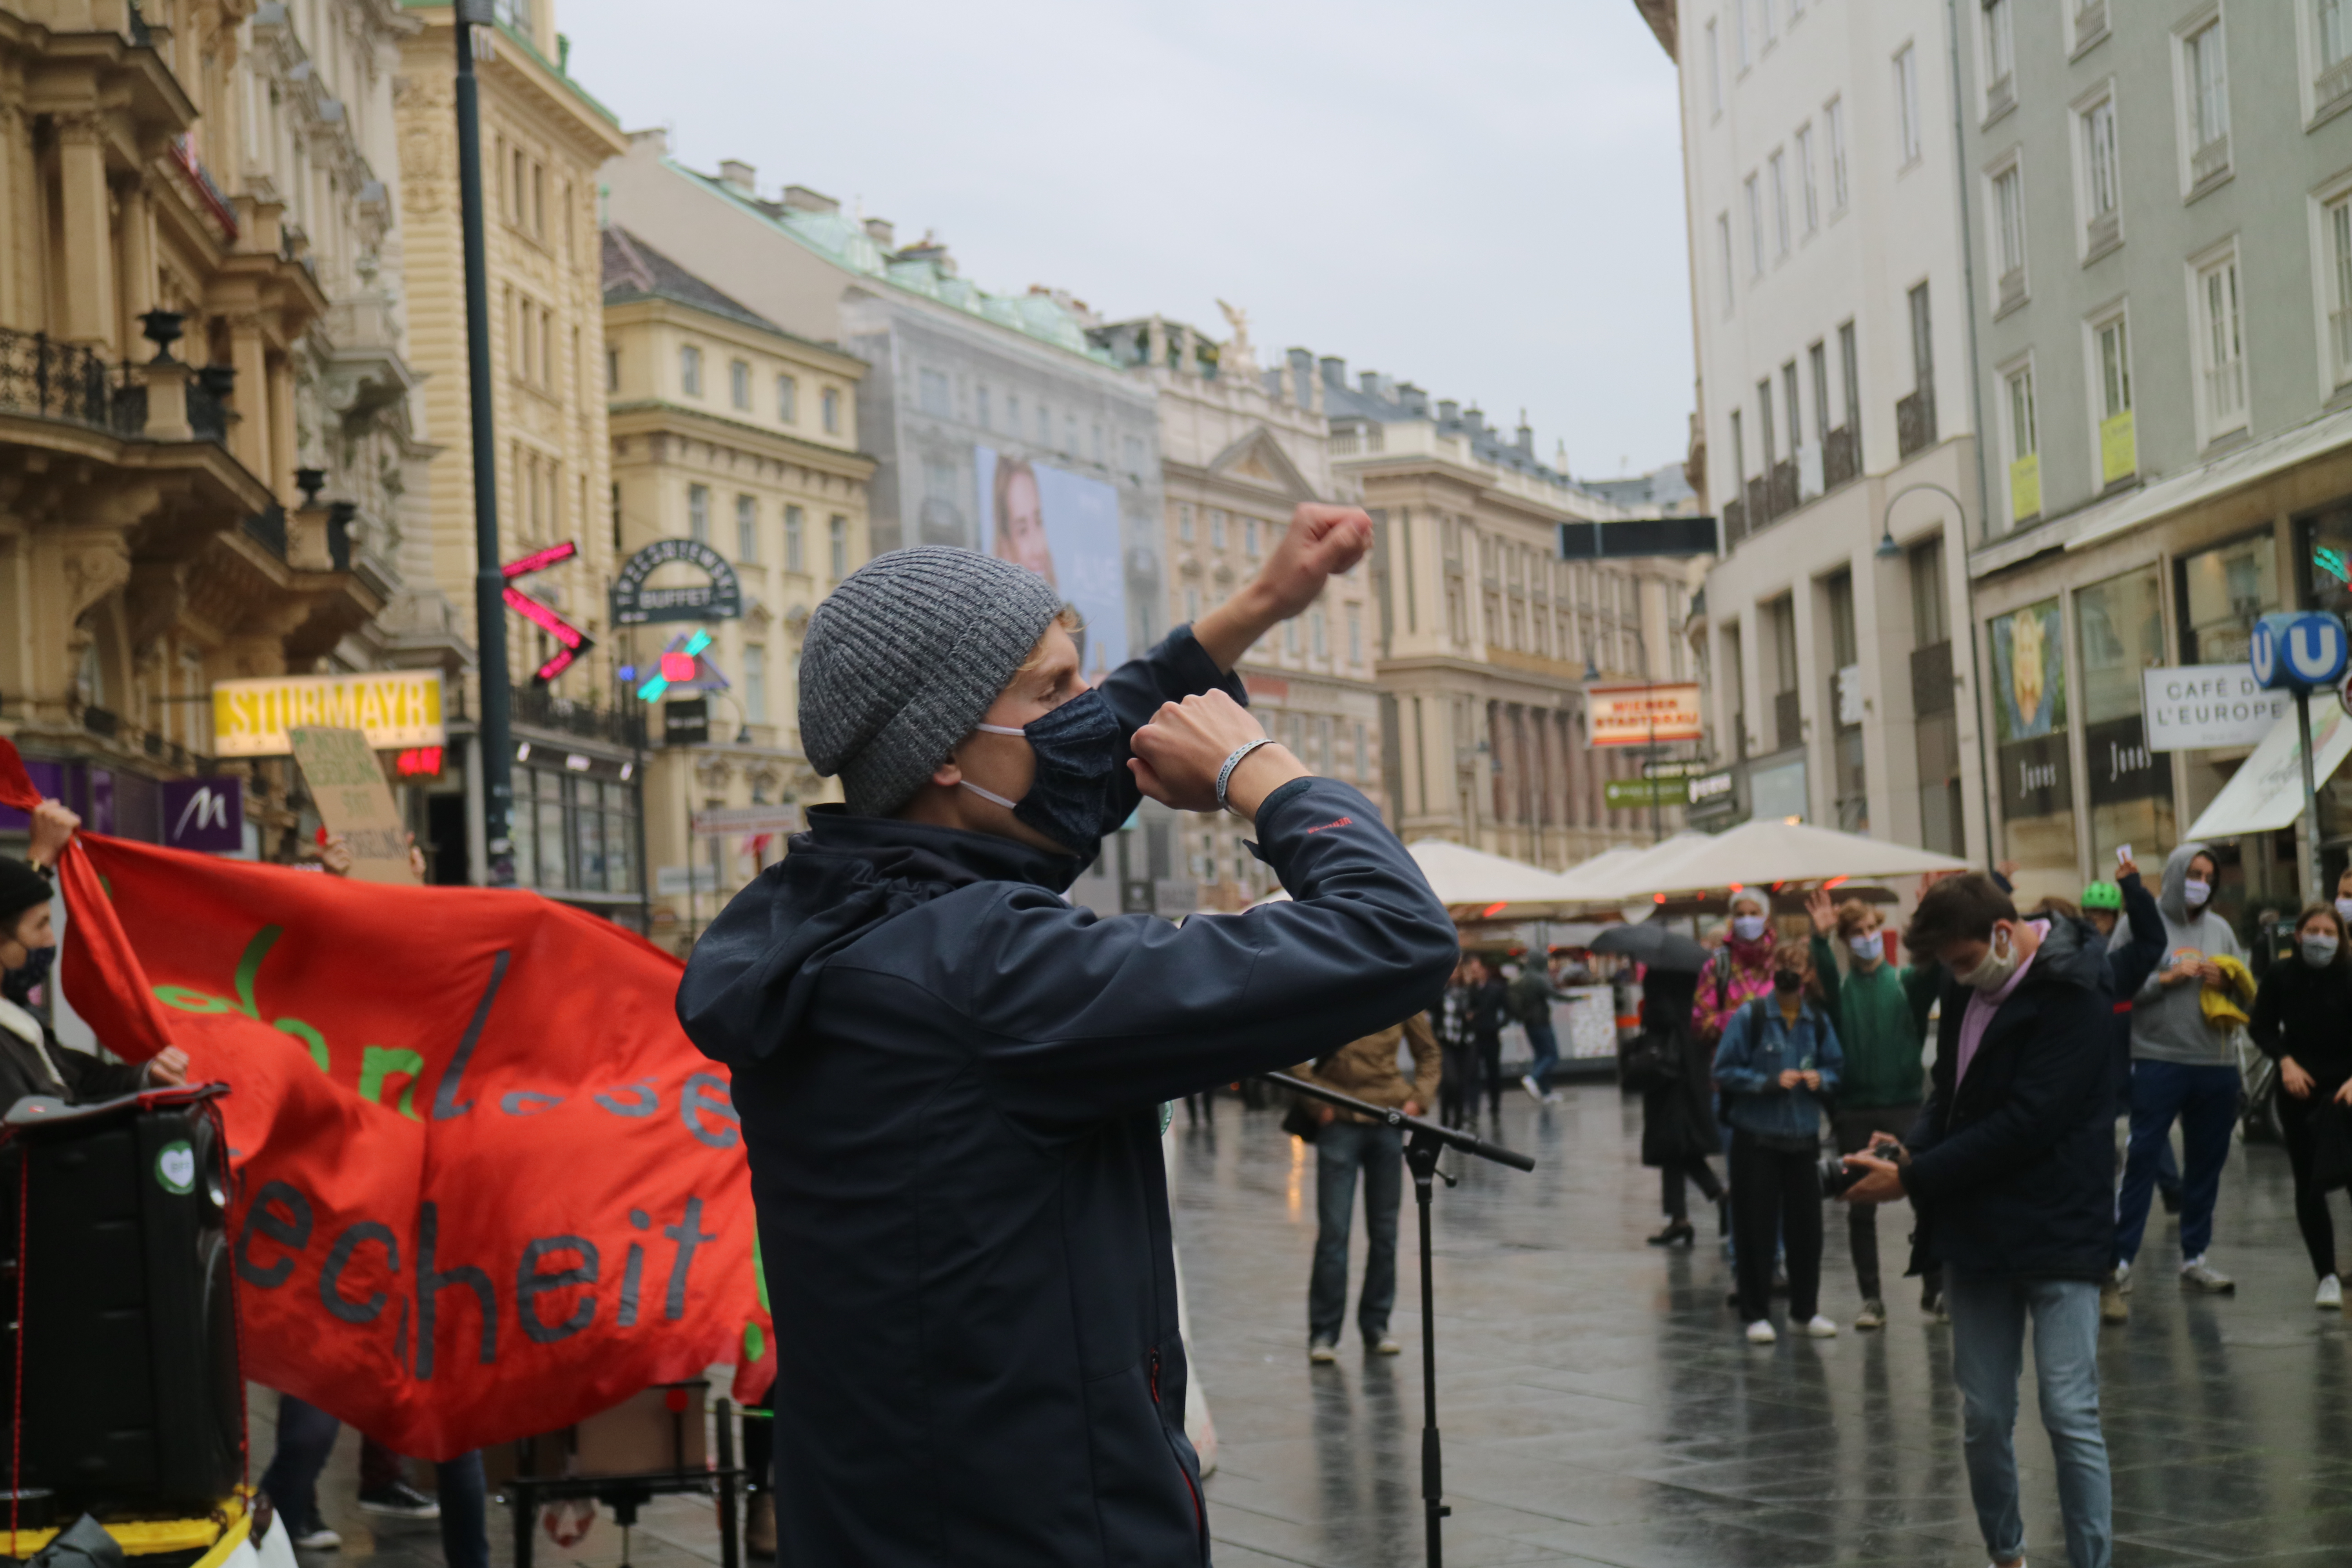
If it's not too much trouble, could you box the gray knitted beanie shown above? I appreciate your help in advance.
[799,546,1066,815]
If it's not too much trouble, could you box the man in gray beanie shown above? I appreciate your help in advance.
[678,503,1459,1565]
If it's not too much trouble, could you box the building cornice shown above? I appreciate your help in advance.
[607,400,877,483]
[603,294,866,377]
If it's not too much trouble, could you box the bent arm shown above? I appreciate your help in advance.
[1901,993,2108,1204]
[1091,628,1250,840]
[1405,1011,1443,1103]
[2249,971,2287,1058]
[1808,933,1844,1021]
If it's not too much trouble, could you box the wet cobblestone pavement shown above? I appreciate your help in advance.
[264,1079,2350,1568]
[1173,1083,2352,1568]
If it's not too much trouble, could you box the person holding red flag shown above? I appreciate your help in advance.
[678,506,1459,1564]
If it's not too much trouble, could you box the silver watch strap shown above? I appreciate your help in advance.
[1215,739,1277,814]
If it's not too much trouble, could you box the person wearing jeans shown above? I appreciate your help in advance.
[1847,873,2115,1568]
[258,1391,488,1568]
[1508,957,1565,1103]
[1291,1014,1441,1361]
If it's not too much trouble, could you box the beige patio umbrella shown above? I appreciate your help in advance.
[1403,838,1589,921]
[1580,818,1971,901]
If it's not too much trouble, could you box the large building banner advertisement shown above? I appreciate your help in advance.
[978,446,1128,681]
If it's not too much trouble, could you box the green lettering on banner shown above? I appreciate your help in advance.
[152,922,332,1073]
[360,1045,428,1120]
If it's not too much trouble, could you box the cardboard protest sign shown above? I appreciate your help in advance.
[289,725,416,884]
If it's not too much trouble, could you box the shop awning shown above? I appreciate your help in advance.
[2184,698,2352,839]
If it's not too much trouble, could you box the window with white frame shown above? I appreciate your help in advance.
[680,344,703,398]
[688,483,710,543]
[1760,0,1777,46]
[1717,212,1736,311]
[2194,245,2248,437]
[1744,175,1765,276]
[1984,0,2016,111]
[2004,361,2041,524]
[784,504,804,572]
[1826,96,1850,211]
[2326,190,2352,385]
[2309,0,2352,116]
[1735,0,1752,69]
[2079,92,2121,252]
[1706,18,1723,115]
[1796,122,1819,234]
[776,373,798,423]
[1991,160,2027,306]
[2181,16,2230,189]
[735,493,757,561]
[730,359,751,411]
[1809,340,1831,440]
[2092,309,2136,485]
[1769,150,1791,258]
[1895,44,1923,165]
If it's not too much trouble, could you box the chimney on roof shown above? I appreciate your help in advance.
[902,232,956,275]
[1436,399,1460,426]
[864,217,895,248]
[1397,382,1428,417]
[781,184,839,216]
[1515,410,1534,455]
[718,159,757,197]
[629,127,669,155]
[1358,370,1383,397]
[1286,348,1315,410]
[1463,406,1486,436]
[1318,356,1346,390]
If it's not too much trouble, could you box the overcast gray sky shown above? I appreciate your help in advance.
[558,0,1692,481]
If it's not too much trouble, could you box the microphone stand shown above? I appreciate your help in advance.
[1262,1072,1534,1568]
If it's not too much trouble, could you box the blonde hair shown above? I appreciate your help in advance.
[1014,605,1086,672]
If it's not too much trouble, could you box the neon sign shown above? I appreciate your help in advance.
[502,541,593,684]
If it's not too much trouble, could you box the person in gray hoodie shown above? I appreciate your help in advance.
[2111,842,2244,1297]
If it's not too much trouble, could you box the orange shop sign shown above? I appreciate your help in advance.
[1586,682,1704,747]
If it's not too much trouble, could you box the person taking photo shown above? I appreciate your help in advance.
[676,508,1459,1565]
[2248,902,2352,1311]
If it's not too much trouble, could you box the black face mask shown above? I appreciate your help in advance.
[1771,967,1804,995]
[2,942,54,1005]
[960,688,1123,854]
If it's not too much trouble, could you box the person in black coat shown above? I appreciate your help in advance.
[1635,966,1722,1246]
[677,515,1459,1566]
[2249,902,2352,1308]
[1844,873,2114,1568]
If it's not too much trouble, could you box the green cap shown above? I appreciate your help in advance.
[2082,880,2122,911]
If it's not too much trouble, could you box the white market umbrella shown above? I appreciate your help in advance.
[1547,844,1648,902]
[1563,831,1722,904]
[1403,838,1585,920]
[1587,818,1971,900]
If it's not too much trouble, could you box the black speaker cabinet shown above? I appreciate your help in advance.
[7,1091,241,1514]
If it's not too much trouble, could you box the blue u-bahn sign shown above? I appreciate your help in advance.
[2249,612,2349,692]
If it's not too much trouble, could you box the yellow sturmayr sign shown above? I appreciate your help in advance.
[211,671,445,757]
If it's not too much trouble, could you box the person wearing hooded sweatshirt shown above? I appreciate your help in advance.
[2112,842,2245,1299]
[675,510,1459,1567]
[1844,873,2115,1568]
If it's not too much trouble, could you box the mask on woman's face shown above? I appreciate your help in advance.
[1731,913,1768,943]
[1771,967,1804,995]
[1953,926,2020,994]
[958,688,1122,854]
[2334,896,2352,926]
[1847,932,1881,963]
[2303,932,2341,968]
[2183,877,2212,908]
[0,942,53,1004]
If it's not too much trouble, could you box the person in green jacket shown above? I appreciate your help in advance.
[1806,886,1941,1329]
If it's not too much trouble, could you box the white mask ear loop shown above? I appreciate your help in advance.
[973,722,1025,737]
[960,721,1027,808]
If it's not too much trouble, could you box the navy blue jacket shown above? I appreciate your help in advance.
[676,628,1457,1566]
[2100,870,2167,1105]
[1904,915,2114,1282]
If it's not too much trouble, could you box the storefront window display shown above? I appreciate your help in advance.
[510,765,640,897]
[2175,530,2276,665]
[1989,598,2074,873]
[2074,565,2173,868]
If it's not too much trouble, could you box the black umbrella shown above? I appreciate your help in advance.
[1587,922,1710,973]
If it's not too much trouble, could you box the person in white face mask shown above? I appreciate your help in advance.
[2248,904,2352,1309]
[2112,843,2245,1300]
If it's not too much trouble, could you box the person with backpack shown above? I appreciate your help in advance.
[1507,955,1567,1104]
[1713,936,1844,1343]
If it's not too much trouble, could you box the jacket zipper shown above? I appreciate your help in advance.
[1148,1347,1206,1546]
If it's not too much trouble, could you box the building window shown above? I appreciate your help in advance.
[1908,283,1934,395]
[1729,408,1746,487]
[1716,212,1736,312]
[2005,362,2040,525]
[1991,162,2027,307]
[2080,94,2120,254]
[2327,192,2352,387]
[1354,721,1368,782]
[822,387,842,434]
[918,367,950,417]
[1706,18,1723,115]
[688,483,710,543]
[2196,246,2249,438]
[1768,149,1791,259]
[1795,122,1819,234]
[784,504,805,571]
[1744,173,1765,277]
[2319,0,2352,113]
[1284,619,1301,658]
[1310,608,1328,661]
[1808,339,1831,441]
[1781,360,1802,454]
[2093,310,2136,486]
[730,359,751,411]
[1210,508,1227,549]
[745,644,768,723]
[1183,586,1201,622]
[1756,378,1777,467]
[1759,0,1776,46]
[1245,517,1261,558]
[1825,95,1849,211]
[1735,0,1752,69]
[1347,605,1363,665]
[680,344,703,398]
[976,384,992,430]
[828,514,848,578]
[1838,319,1860,433]
[777,374,798,422]
[1177,503,1194,543]
[736,494,758,561]
[2181,16,2230,188]
[1984,0,2015,109]
[1895,44,1923,166]
[606,348,619,392]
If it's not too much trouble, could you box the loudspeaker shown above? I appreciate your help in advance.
[7,1094,241,1513]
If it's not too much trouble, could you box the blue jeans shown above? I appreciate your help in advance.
[1308,1121,1403,1344]
[259,1392,488,1568]
[1945,1271,2111,1568]
[1523,1020,1559,1090]
[2114,1060,2238,1266]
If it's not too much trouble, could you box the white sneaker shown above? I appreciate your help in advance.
[289,1523,342,1552]
[1521,1074,1545,1102]
[2320,1274,2343,1310]
[1805,1315,1839,1338]
[2180,1255,2235,1293]
[1745,1319,1777,1344]
[1307,1339,1338,1364]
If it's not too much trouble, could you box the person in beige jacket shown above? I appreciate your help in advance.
[1290,1014,1443,1362]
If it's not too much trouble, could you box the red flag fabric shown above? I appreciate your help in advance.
[0,740,771,1459]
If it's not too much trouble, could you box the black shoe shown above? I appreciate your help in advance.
[1646,1220,1695,1247]
[2158,1186,2183,1215]
[358,1481,440,1521]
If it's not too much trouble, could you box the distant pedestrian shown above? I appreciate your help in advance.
[1442,953,1508,1122]
[1290,1014,1441,1362]
[1436,958,1476,1129]
[2249,903,2352,1311]
[1804,889,1939,1329]
[1713,937,1843,1344]
[1508,955,1566,1104]
[2113,842,2247,1299]
[2074,861,2169,1327]
[1635,965,1723,1247]
[1848,871,2114,1568]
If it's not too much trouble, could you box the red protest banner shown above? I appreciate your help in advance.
[0,740,771,1460]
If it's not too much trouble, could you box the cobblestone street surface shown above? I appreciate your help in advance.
[261,1080,2348,1568]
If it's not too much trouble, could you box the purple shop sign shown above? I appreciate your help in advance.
[160,776,244,854]
[0,761,67,833]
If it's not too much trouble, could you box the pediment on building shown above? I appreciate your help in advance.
[1205,426,1316,503]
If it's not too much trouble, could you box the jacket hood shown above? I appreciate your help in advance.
[2024,911,2109,994]
[2157,840,2213,925]
[675,805,1078,1069]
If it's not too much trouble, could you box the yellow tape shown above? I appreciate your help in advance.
[1,1490,251,1559]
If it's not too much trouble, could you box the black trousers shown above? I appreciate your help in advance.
[1661,1156,1724,1220]
[1439,1043,1478,1127]
[1477,1033,1503,1114]
[1832,1103,1919,1302]
[1730,1129,1823,1323]
[2279,1087,2348,1280]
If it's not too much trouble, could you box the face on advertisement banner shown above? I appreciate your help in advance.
[980,446,1125,680]
[992,459,1054,587]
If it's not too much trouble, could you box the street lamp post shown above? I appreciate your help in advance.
[454,1,514,885]
[1880,482,1995,873]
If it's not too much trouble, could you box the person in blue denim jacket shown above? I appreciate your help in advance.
[1715,936,1846,1343]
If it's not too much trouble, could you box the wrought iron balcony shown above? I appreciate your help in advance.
[1822,426,1858,490]
[1896,389,1937,460]
[0,328,143,436]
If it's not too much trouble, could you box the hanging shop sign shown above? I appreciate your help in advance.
[1603,776,1689,810]
[211,671,445,758]
[2141,665,2290,752]
[612,539,743,626]
[1585,682,1704,748]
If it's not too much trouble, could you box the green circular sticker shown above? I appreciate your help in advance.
[155,1140,197,1196]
